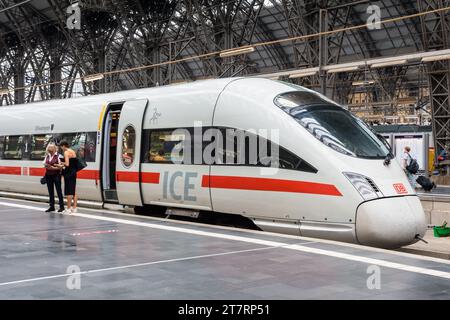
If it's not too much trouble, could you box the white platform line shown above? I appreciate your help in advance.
[3,194,450,267]
[1,200,450,281]
[0,246,275,287]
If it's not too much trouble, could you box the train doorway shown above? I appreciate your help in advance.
[115,99,148,206]
[101,103,123,203]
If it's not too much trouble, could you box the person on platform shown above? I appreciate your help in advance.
[59,141,78,214]
[402,146,416,188]
[43,143,65,213]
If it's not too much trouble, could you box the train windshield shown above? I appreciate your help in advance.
[275,91,390,159]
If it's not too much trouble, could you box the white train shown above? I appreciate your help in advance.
[0,78,426,248]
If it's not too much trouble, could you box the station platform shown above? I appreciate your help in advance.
[401,230,450,260]
[418,185,450,229]
[418,185,450,200]
[0,197,450,299]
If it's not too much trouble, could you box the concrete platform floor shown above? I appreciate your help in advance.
[417,185,450,197]
[0,197,450,300]
[401,230,450,260]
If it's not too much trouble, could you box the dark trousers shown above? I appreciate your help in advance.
[46,174,64,209]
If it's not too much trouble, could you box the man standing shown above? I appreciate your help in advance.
[402,146,416,188]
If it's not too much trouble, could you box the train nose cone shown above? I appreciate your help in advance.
[356,196,427,249]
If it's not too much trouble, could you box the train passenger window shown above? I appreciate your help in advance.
[146,130,187,164]
[30,135,53,160]
[3,136,25,160]
[53,133,76,151]
[214,128,317,173]
[0,137,4,160]
[140,127,317,173]
[85,132,97,162]
[51,132,96,162]
[71,133,87,160]
[121,126,136,167]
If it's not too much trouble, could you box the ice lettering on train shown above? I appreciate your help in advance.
[162,171,198,201]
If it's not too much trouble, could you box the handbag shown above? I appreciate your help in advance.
[41,154,48,185]
[76,157,87,172]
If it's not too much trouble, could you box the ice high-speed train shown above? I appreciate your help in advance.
[0,78,426,248]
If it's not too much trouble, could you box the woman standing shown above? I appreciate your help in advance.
[59,141,78,213]
[43,143,65,213]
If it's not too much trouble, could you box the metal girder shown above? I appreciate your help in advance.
[281,0,384,95]
[0,0,446,131]
[418,0,450,157]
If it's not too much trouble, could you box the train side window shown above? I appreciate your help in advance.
[53,133,76,150]
[121,126,136,167]
[214,128,317,173]
[72,133,84,155]
[3,135,25,160]
[216,128,255,165]
[52,132,96,162]
[85,132,97,162]
[258,136,317,173]
[30,135,53,160]
[0,137,4,160]
[146,130,187,164]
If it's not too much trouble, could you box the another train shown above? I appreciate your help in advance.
[0,78,426,248]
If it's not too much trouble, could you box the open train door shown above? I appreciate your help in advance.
[115,99,149,206]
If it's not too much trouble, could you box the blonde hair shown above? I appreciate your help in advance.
[46,143,57,154]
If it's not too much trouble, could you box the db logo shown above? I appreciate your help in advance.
[393,183,408,194]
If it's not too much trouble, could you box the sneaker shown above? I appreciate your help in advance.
[72,208,78,214]
[45,208,55,213]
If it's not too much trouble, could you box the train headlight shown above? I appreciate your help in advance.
[343,172,383,201]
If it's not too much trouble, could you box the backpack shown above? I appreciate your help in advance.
[406,154,419,174]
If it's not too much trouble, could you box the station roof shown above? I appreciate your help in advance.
[0,1,443,88]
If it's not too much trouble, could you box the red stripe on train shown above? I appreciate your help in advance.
[116,171,160,184]
[77,170,100,180]
[202,175,342,197]
[29,168,99,180]
[0,166,160,184]
[141,172,160,184]
[29,168,46,176]
[0,166,22,175]
[0,166,339,196]
[0,166,99,180]
[116,171,139,183]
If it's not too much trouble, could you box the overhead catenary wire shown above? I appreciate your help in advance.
[0,0,33,14]
[2,5,450,96]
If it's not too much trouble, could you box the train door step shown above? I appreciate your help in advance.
[104,190,119,202]
[166,208,200,219]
